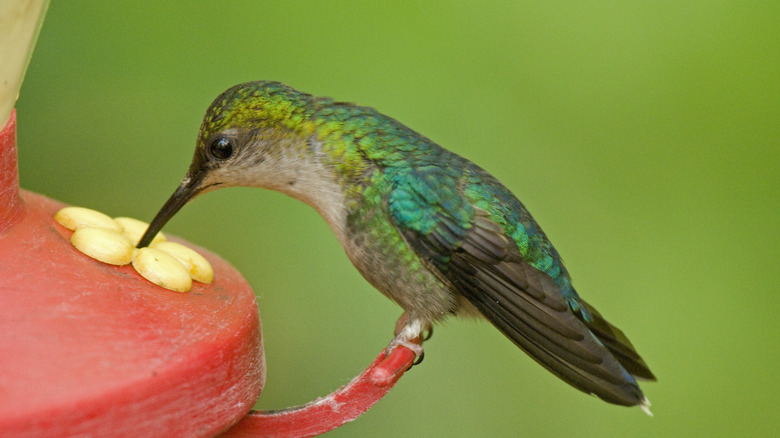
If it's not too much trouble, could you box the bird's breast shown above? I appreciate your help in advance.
[339,192,460,322]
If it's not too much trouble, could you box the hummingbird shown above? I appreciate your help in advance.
[137,81,655,412]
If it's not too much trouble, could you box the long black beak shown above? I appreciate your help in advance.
[137,171,206,248]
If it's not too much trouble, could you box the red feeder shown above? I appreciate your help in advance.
[0,110,419,437]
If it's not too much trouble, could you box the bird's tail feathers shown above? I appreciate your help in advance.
[578,299,656,381]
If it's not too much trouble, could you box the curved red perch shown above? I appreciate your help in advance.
[221,345,419,438]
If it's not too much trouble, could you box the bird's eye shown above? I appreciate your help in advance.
[209,136,235,160]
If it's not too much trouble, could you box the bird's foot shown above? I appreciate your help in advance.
[389,313,430,365]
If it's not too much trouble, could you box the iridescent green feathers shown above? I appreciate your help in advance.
[202,84,566,284]
[201,81,316,136]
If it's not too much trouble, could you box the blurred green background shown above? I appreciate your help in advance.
[14,1,779,437]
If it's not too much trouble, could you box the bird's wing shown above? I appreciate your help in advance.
[387,165,650,406]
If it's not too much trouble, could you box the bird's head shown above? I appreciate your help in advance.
[137,81,319,247]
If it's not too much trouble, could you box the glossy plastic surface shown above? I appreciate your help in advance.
[0,111,265,437]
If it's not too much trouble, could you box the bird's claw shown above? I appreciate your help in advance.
[387,338,425,366]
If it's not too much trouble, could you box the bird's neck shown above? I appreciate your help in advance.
[271,135,375,245]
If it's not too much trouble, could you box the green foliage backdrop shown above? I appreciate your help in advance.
[16,2,779,436]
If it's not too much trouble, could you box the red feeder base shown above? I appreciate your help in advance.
[0,111,265,437]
